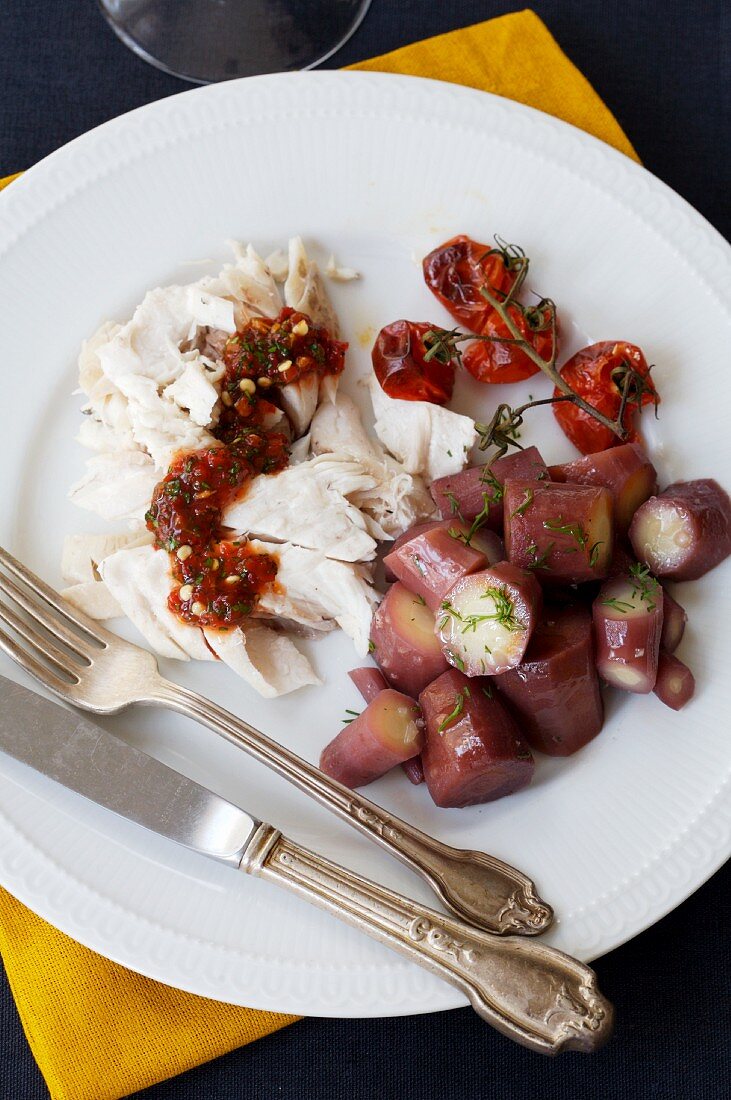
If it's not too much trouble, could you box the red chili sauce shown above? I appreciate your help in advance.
[145,307,347,629]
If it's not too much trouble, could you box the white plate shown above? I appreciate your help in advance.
[0,73,730,1018]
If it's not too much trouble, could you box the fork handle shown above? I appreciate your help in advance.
[146,678,552,936]
[243,824,611,1054]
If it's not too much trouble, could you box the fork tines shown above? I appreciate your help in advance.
[0,544,105,689]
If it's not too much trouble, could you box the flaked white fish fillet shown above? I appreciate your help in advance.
[99,544,319,696]
[223,454,378,562]
[220,242,283,323]
[61,530,154,584]
[251,540,378,657]
[310,394,436,536]
[325,254,360,282]
[68,451,160,523]
[369,377,477,483]
[79,246,286,469]
[165,359,222,428]
[61,581,123,621]
[279,373,320,440]
[203,624,320,698]
[284,236,340,337]
[99,544,214,662]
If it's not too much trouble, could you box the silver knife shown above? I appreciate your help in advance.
[0,677,612,1054]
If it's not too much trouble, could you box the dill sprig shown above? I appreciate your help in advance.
[601,597,635,613]
[479,467,504,500]
[543,517,588,550]
[510,487,534,518]
[628,562,660,609]
[525,541,554,570]
[448,490,495,548]
[438,687,471,732]
[440,588,521,634]
[445,491,464,521]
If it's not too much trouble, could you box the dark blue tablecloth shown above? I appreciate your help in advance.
[1,2,729,1097]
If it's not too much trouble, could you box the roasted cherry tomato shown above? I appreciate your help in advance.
[462,302,554,384]
[553,342,659,454]
[422,235,518,332]
[371,320,456,404]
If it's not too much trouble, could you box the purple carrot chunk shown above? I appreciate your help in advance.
[319,689,423,789]
[348,666,388,703]
[549,443,658,533]
[629,478,731,581]
[593,569,664,693]
[383,526,487,611]
[370,582,449,698]
[504,479,613,583]
[436,561,542,676]
[659,589,687,654]
[430,446,548,530]
[402,755,425,785]
[419,668,533,807]
[653,650,695,710]
[496,605,604,756]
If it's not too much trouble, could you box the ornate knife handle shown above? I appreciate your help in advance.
[149,679,552,936]
[243,825,612,1055]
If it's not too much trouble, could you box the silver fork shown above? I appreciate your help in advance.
[0,544,553,936]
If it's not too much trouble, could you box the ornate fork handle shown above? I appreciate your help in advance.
[146,678,552,936]
[244,825,612,1054]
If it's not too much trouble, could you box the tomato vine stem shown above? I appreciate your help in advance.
[476,280,624,439]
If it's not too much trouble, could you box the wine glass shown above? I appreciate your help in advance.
[98,0,373,84]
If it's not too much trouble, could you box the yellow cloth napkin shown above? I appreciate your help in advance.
[0,11,638,1100]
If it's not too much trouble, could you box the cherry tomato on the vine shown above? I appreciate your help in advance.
[371,320,456,404]
[422,235,518,332]
[462,302,554,384]
[553,341,659,454]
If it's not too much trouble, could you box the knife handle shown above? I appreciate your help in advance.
[243,824,612,1054]
[148,677,552,936]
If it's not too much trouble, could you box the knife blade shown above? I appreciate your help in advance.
[0,675,258,865]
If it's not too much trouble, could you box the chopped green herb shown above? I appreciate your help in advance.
[628,562,660,608]
[479,468,504,502]
[481,684,494,699]
[589,541,604,568]
[445,649,465,672]
[445,491,464,521]
[543,517,588,550]
[446,449,453,457]
[231,601,253,615]
[412,594,426,606]
[368,640,376,654]
[438,690,468,732]
[479,585,522,630]
[342,708,362,725]
[601,597,635,613]
[449,490,495,548]
[510,488,534,518]
[441,589,521,633]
